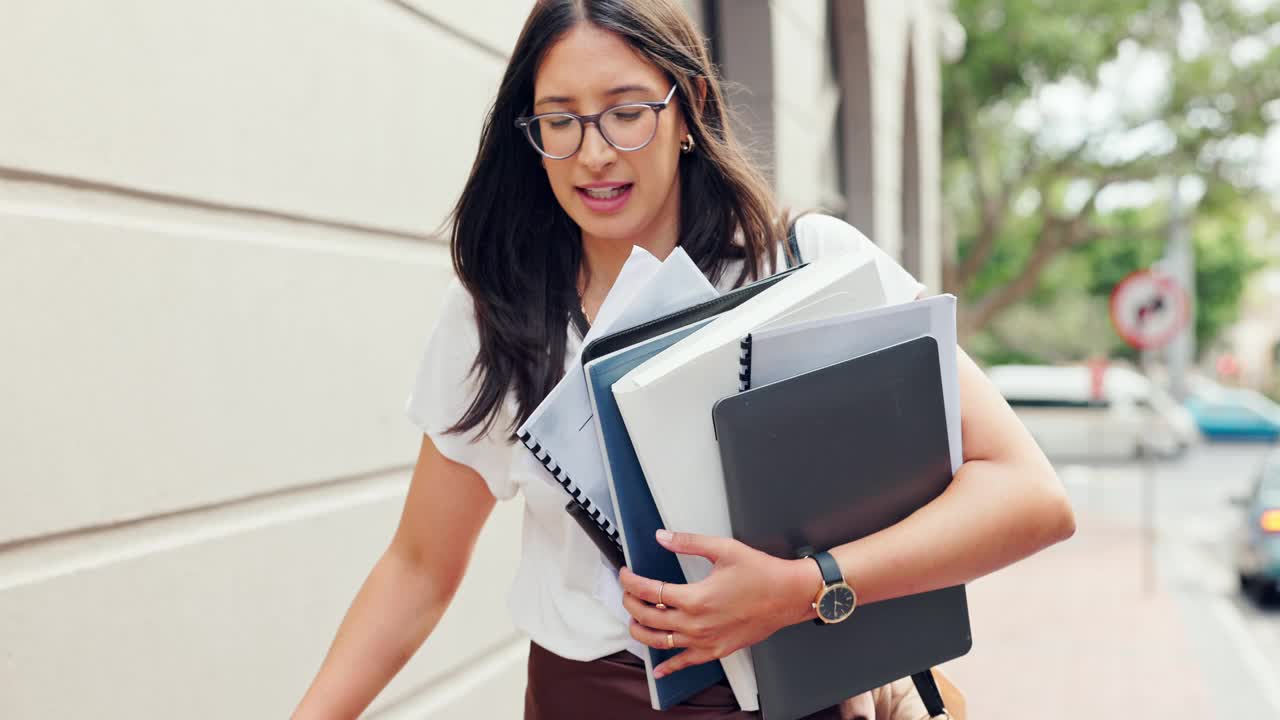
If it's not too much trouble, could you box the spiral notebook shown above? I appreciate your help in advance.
[732,285,865,390]
[734,291,860,391]
[518,255,809,570]
[515,247,717,564]
[517,429,624,555]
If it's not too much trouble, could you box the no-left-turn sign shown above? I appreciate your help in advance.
[1109,269,1191,350]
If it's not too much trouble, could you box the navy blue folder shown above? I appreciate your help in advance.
[583,320,726,710]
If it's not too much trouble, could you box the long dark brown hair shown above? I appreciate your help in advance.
[446,0,787,438]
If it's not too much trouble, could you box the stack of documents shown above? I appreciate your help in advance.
[516,243,972,718]
[713,331,971,719]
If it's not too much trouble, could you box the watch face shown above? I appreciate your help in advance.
[818,584,856,622]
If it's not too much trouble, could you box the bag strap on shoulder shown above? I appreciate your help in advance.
[784,217,802,269]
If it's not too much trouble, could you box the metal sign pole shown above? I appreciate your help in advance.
[1113,270,1188,597]
[1143,347,1157,595]
[1164,177,1196,401]
[1143,443,1156,594]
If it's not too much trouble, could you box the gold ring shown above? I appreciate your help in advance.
[666,632,675,650]
[655,581,667,610]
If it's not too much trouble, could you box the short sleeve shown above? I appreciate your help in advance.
[793,214,926,304]
[404,277,518,500]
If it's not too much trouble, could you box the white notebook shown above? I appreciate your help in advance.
[611,251,886,711]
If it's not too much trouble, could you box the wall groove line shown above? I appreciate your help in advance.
[0,166,438,243]
[0,463,413,590]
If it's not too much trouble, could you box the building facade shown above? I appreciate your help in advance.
[0,1,947,716]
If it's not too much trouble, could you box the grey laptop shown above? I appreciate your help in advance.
[711,335,972,720]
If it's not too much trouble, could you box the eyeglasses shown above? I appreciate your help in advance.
[515,85,678,160]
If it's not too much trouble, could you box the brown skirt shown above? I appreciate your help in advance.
[524,642,842,720]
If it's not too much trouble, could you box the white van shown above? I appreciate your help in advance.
[986,364,1197,461]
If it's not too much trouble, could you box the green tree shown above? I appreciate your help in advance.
[1187,209,1269,349]
[965,200,1268,366]
[943,0,1280,348]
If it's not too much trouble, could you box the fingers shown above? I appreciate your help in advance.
[618,567,695,610]
[651,644,717,679]
[630,620,712,678]
[628,619,730,678]
[621,590,693,631]
[629,620,688,651]
[655,529,736,563]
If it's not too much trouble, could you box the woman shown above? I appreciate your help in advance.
[293,1,1075,717]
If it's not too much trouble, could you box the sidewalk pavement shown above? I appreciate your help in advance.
[941,514,1212,719]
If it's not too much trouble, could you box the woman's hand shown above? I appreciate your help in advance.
[619,529,820,678]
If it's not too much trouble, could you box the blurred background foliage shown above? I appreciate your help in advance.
[942,0,1280,365]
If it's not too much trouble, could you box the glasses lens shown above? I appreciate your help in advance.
[529,114,582,158]
[601,105,658,151]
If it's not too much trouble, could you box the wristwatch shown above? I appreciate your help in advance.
[806,550,857,625]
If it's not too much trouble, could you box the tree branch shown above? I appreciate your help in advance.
[1071,219,1172,248]
[959,172,1105,338]
[958,100,993,223]
[958,174,1174,340]
[960,225,1066,340]
[953,115,1039,291]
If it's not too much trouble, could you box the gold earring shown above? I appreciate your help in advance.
[680,133,696,154]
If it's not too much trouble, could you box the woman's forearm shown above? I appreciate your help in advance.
[293,546,455,719]
[621,454,1075,677]
[816,454,1075,607]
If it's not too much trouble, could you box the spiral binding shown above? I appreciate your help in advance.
[736,219,800,394]
[738,334,753,392]
[517,430,623,551]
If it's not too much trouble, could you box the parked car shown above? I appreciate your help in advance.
[986,364,1197,460]
[1185,386,1280,442]
[1233,449,1280,604]
[1145,383,1201,455]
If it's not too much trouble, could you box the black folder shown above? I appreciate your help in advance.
[711,335,972,720]
[580,261,805,364]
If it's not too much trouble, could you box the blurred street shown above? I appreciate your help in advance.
[946,442,1280,719]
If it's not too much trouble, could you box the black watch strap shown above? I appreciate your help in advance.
[810,550,843,586]
[804,551,949,716]
[910,669,948,718]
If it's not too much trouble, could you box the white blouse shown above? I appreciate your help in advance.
[404,214,925,662]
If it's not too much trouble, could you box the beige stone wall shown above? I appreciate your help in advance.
[0,2,531,717]
[1,2,946,717]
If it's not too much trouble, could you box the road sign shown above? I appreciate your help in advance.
[1109,269,1190,351]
